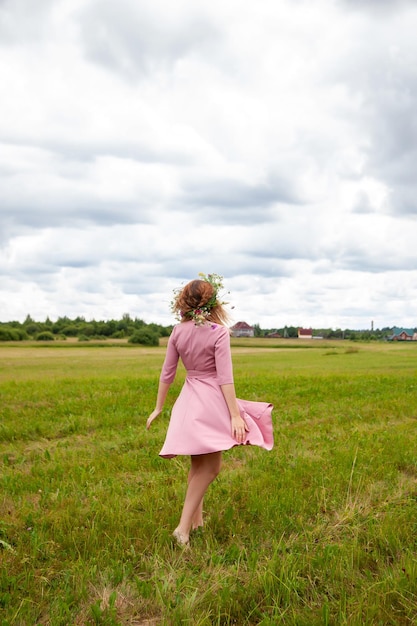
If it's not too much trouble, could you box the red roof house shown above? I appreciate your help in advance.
[230,321,254,338]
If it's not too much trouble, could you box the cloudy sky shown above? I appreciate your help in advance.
[1,0,417,330]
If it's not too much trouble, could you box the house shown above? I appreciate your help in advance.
[230,321,254,337]
[298,327,313,339]
[388,327,416,341]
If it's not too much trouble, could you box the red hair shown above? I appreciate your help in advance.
[172,279,229,326]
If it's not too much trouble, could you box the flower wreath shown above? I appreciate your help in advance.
[171,272,227,325]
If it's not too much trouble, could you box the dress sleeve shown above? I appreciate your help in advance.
[214,327,234,385]
[159,327,180,384]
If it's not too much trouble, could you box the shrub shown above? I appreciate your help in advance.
[0,328,15,341]
[78,335,90,342]
[60,325,79,337]
[128,329,159,346]
[25,323,40,335]
[0,327,28,341]
[36,332,55,341]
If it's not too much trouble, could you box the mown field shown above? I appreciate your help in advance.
[1,339,417,625]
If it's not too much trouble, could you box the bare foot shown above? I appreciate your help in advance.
[173,528,190,547]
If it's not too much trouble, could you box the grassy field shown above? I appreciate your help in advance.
[1,339,417,625]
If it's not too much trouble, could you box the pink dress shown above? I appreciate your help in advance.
[158,321,274,458]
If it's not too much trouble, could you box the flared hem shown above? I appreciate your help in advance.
[159,400,274,459]
[160,441,257,459]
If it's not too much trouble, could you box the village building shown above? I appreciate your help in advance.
[230,321,254,337]
[388,327,417,341]
[298,327,313,339]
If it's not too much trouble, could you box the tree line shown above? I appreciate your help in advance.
[251,324,397,341]
[0,315,407,345]
[0,314,171,346]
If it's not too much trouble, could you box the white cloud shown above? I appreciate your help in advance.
[1,0,417,328]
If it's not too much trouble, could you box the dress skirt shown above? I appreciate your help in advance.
[159,372,274,459]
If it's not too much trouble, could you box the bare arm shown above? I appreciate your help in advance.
[220,383,249,443]
[146,381,171,429]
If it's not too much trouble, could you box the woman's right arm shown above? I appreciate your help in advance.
[146,381,171,429]
[220,383,249,443]
[215,328,248,443]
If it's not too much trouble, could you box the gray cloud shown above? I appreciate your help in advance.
[325,10,417,218]
[0,0,56,45]
[339,0,416,15]
[76,0,221,80]
[182,173,299,213]
[351,192,375,215]
[2,135,194,166]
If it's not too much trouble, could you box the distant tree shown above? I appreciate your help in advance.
[111,330,126,339]
[77,323,95,337]
[284,326,298,338]
[93,321,113,337]
[52,317,72,334]
[36,331,55,341]
[128,329,159,346]
[147,323,166,337]
[133,317,146,329]
[106,321,117,336]
[253,323,263,337]
[61,326,79,337]
[328,328,344,339]
[25,323,41,336]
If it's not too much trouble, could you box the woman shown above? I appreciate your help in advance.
[146,273,273,546]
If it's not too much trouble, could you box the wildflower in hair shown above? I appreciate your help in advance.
[170,272,228,326]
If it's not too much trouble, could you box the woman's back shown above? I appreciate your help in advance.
[161,321,233,386]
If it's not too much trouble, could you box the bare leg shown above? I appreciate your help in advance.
[188,465,204,529]
[173,452,222,544]
[191,500,204,530]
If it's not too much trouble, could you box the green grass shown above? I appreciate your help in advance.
[1,340,417,625]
